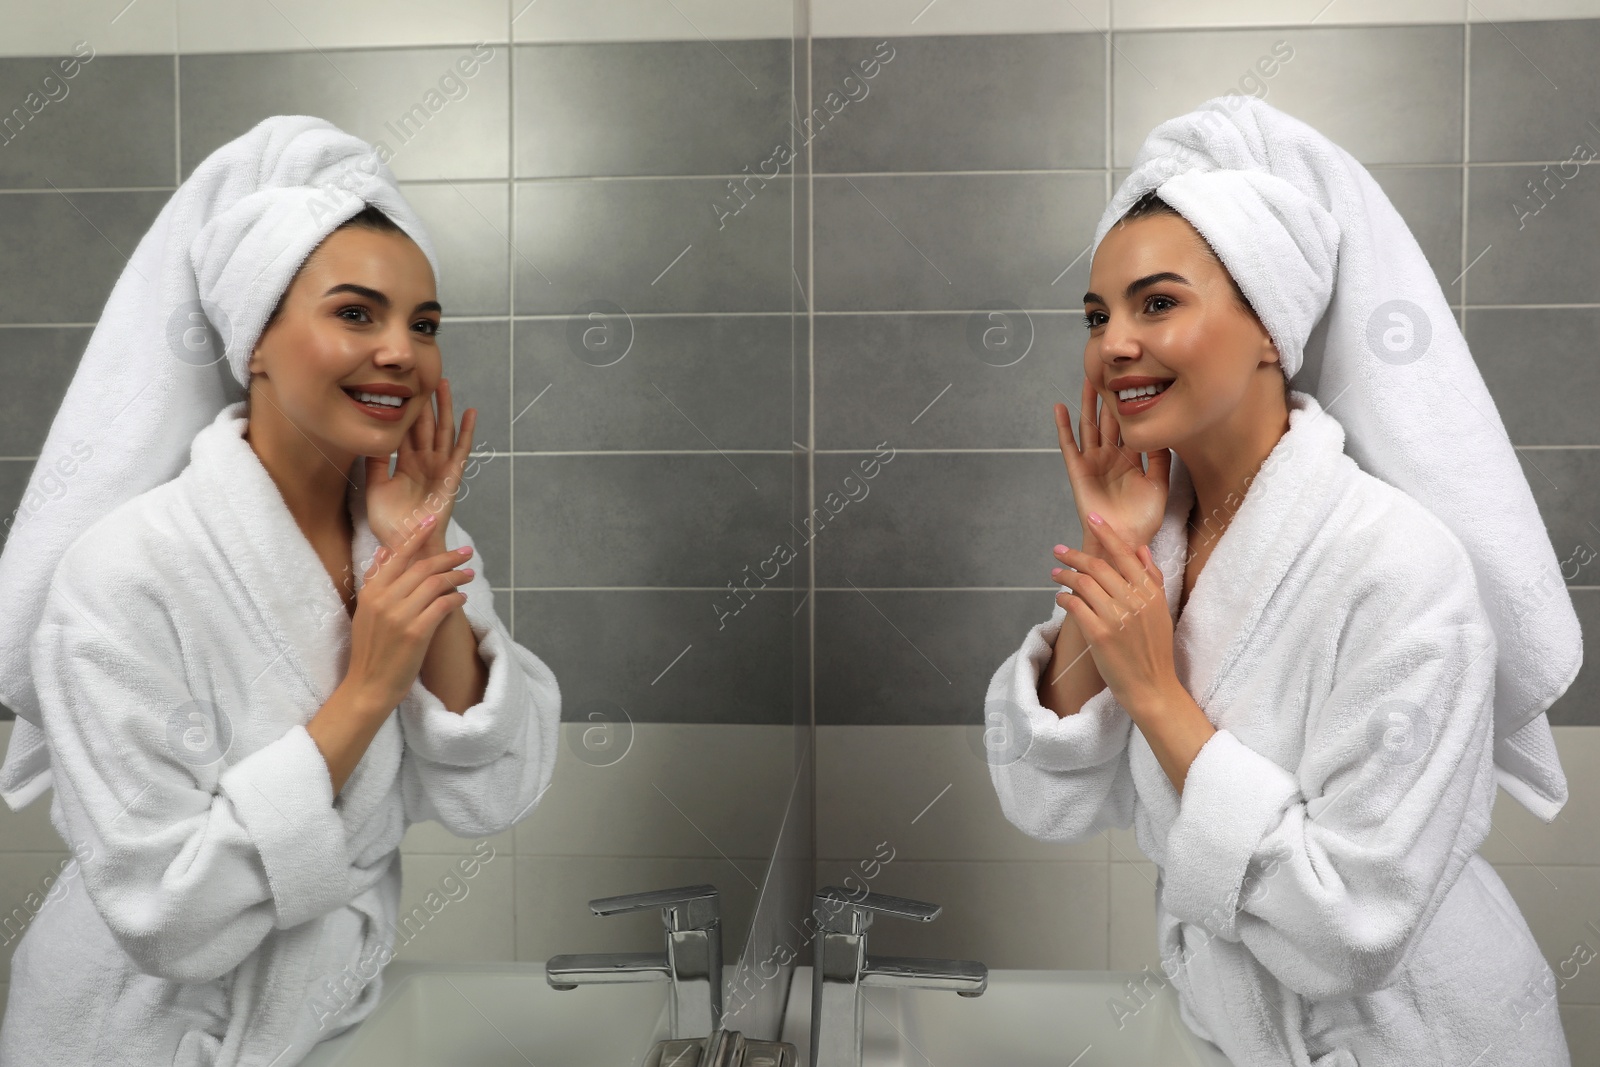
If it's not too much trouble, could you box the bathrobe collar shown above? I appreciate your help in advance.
[1158,387,1353,713]
[185,400,385,713]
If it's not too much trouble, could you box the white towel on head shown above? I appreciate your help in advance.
[0,114,441,804]
[1094,94,1580,820]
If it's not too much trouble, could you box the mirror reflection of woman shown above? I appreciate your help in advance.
[0,117,560,1067]
[988,97,1578,1067]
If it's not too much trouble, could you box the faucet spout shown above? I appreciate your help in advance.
[544,951,671,990]
[860,955,987,996]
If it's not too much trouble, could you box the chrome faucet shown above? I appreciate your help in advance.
[809,886,987,1067]
[546,883,723,1040]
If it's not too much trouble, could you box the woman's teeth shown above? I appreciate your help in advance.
[348,389,404,408]
[1117,381,1171,401]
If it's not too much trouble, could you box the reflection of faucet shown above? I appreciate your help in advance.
[644,1027,797,1066]
[809,887,987,1067]
[546,883,723,1039]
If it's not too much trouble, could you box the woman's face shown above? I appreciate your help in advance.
[1082,212,1280,453]
[246,225,441,461]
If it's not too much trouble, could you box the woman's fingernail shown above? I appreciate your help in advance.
[1054,544,1068,554]
[422,513,437,527]
[1088,512,1105,526]
[1052,567,1063,576]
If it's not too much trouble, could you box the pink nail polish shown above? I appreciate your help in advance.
[1054,544,1068,554]
[1088,512,1104,526]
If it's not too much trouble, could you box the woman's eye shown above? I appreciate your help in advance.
[1081,310,1105,329]
[1145,295,1176,313]
[338,306,371,323]
[415,320,440,336]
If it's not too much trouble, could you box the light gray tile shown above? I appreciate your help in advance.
[813,173,1106,311]
[1490,863,1600,1005]
[511,453,792,586]
[512,723,794,858]
[1108,860,1162,972]
[514,177,793,314]
[513,855,765,964]
[513,41,792,178]
[0,327,91,456]
[1464,308,1600,446]
[1469,19,1600,163]
[431,319,510,457]
[0,850,72,983]
[816,591,1062,726]
[511,315,792,451]
[814,858,1109,969]
[398,182,510,317]
[1466,164,1600,304]
[810,34,1104,173]
[815,725,1105,862]
[1562,1005,1600,1066]
[1549,591,1599,727]
[178,46,510,181]
[451,447,509,608]
[1479,729,1600,867]
[811,453,1078,588]
[0,55,174,188]
[512,590,793,726]
[400,819,513,857]
[0,191,166,322]
[1112,26,1462,167]
[389,849,516,964]
[816,312,1087,450]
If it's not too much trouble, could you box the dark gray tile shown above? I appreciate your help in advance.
[1466,164,1600,305]
[811,34,1104,173]
[451,444,510,600]
[1553,590,1598,727]
[1469,19,1600,164]
[1464,308,1600,447]
[511,315,792,452]
[1367,166,1462,297]
[0,55,174,188]
[0,327,92,455]
[812,173,1106,311]
[513,40,792,178]
[1113,26,1462,167]
[0,458,34,559]
[1514,446,1600,588]
[817,590,1053,725]
[513,589,792,724]
[0,191,167,322]
[811,452,1078,588]
[512,453,792,587]
[514,177,792,314]
[179,47,509,182]
[816,313,1085,450]
[399,182,510,316]
[436,319,510,459]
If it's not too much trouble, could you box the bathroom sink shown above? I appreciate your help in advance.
[779,966,1233,1066]
[299,960,671,1067]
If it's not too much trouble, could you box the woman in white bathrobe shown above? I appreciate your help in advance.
[985,188,1573,1066]
[0,204,560,1066]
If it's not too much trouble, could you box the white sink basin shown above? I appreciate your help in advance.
[299,960,671,1067]
[779,966,1233,1067]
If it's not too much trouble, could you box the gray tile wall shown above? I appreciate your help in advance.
[0,38,806,729]
[808,22,1599,727]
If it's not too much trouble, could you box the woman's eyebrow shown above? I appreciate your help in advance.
[1082,271,1193,306]
[322,282,442,315]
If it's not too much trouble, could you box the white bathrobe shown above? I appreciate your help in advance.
[987,390,1570,1066]
[0,401,561,1067]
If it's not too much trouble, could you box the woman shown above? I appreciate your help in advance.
[986,96,1578,1066]
[0,117,560,1066]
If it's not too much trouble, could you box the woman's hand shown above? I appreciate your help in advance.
[365,377,478,553]
[347,512,475,712]
[1055,377,1172,553]
[1051,514,1178,714]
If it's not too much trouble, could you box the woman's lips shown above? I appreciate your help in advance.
[344,389,406,422]
[1115,381,1171,416]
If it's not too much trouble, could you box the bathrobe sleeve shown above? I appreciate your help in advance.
[29,549,361,985]
[987,599,1137,844]
[1160,527,1499,1000]
[396,517,560,839]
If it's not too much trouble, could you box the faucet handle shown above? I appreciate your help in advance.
[813,887,940,934]
[590,883,721,929]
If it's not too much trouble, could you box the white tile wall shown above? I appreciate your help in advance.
[817,724,1600,1053]
[0,720,797,1023]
